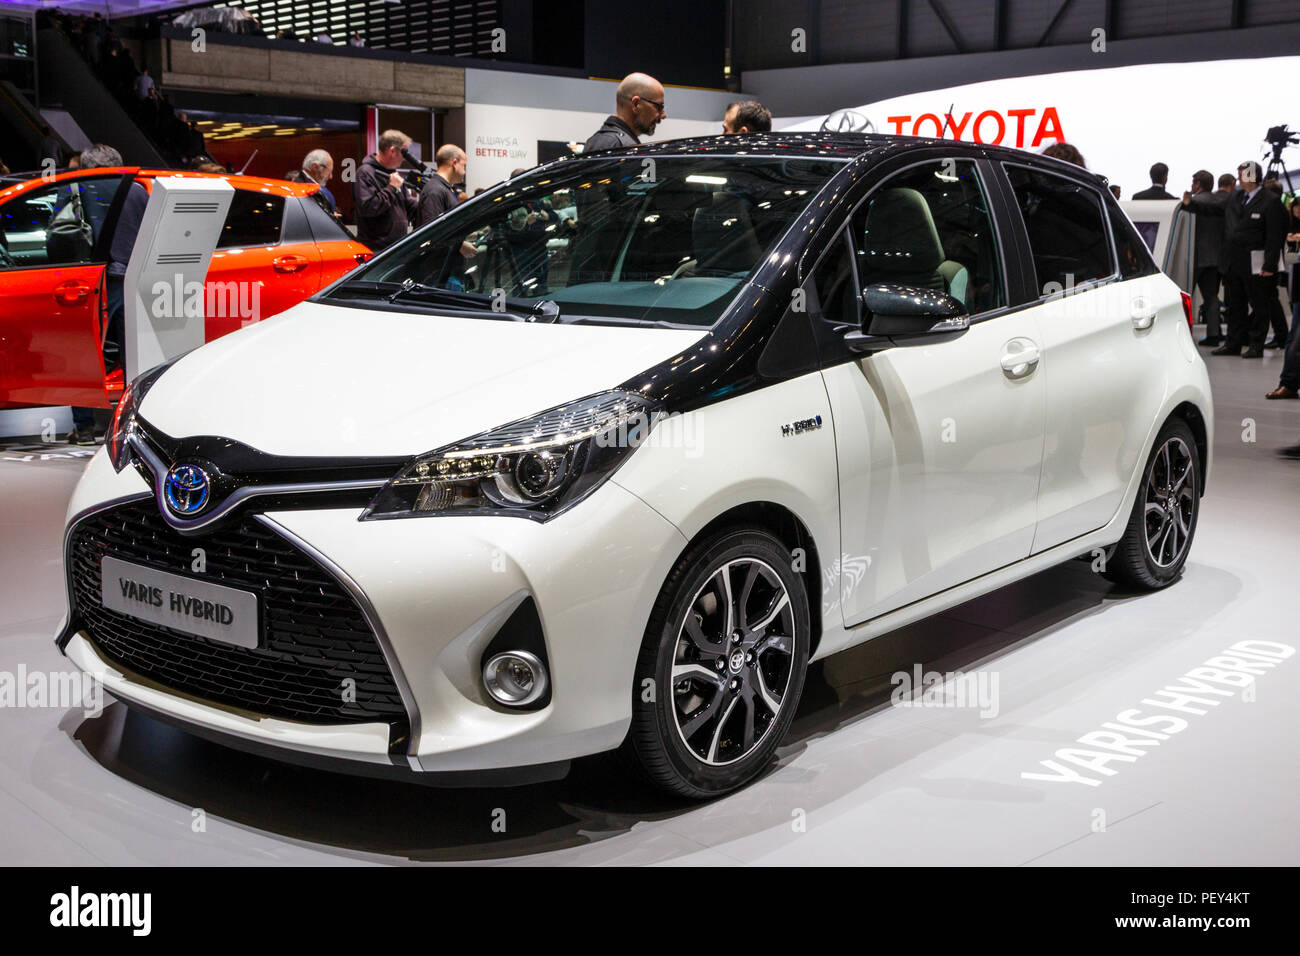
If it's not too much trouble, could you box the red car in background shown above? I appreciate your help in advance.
[0,168,370,411]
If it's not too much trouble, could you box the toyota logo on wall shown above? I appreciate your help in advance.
[821,110,875,134]
[164,464,211,516]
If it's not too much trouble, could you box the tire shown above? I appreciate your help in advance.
[626,527,811,799]
[1103,418,1200,590]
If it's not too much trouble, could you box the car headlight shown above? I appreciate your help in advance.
[361,390,658,521]
[107,360,177,472]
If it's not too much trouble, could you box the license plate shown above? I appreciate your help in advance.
[100,556,259,650]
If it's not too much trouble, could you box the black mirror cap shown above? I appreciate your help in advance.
[844,282,970,353]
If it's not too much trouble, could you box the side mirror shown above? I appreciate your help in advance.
[843,282,970,353]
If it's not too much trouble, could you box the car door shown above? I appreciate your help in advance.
[299,191,370,288]
[0,173,128,408]
[203,188,306,341]
[815,157,1046,625]
[998,164,1169,552]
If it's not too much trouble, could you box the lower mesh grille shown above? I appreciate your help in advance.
[69,500,406,726]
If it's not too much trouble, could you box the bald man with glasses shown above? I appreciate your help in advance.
[583,72,666,153]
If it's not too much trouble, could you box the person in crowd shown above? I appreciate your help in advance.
[1133,162,1175,199]
[80,15,102,68]
[1265,202,1300,402]
[1267,323,1300,401]
[722,100,772,134]
[354,129,419,250]
[501,166,558,291]
[1110,185,1122,200]
[349,32,366,48]
[180,116,207,163]
[1041,142,1086,167]
[415,144,467,227]
[68,144,149,445]
[584,72,666,152]
[1258,176,1291,347]
[1192,161,1287,358]
[1183,169,1228,346]
[286,149,338,216]
[315,31,334,45]
[133,68,154,101]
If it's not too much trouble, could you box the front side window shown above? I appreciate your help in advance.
[0,176,122,269]
[335,155,847,327]
[848,159,1004,315]
[218,191,285,249]
[1005,165,1115,293]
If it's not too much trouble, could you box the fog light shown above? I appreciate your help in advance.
[483,651,548,707]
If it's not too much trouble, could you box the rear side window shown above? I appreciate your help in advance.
[302,193,352,243]
[1107,204,1159,278]
[1005,165,1114,293]
[218,191,284,249]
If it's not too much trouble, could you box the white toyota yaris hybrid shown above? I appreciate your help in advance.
[56,133,1212,797]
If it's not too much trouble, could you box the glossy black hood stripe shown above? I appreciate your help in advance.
[136,416,409,482]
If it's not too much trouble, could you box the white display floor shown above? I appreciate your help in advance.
[1,346,1296,865]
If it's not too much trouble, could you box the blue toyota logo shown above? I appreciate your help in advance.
[164,464,210,516]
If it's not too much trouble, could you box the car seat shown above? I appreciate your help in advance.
[859,187,969,307]
[692,192,762,276]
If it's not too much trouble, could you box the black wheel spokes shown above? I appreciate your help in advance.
[672,558,797,765]
[1143,437,1195,569]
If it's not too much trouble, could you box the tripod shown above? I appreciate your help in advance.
[1266,157,1292,197]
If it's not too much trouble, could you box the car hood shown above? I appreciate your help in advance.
[139,301,708,457]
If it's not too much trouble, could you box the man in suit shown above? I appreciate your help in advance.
[1182,170,1229,345]
[1197,162,1287,357]
[1133,162,1176,200]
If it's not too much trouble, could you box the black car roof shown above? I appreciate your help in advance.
[579,131,1109,187]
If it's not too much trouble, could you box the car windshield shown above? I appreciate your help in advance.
[329,154,847,327]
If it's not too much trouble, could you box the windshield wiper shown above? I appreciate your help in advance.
[334,279,560,322]
[558,315,689,330]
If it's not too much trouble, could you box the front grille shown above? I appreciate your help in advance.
[69,500,406,727]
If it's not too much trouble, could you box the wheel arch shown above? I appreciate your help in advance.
[1169,400,1210,495]
[681,501,826,658]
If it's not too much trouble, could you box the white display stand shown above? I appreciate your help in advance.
[122,177,234,381]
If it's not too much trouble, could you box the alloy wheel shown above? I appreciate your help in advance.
[670,558,796,766]
[1143,436,1195,569]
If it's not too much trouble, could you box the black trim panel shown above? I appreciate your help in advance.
[104,688,571,789]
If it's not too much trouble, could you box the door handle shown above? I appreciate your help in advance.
[1000,340,1040,379]
[53,279,93,306]
[273,254,309,274]
[1131,303,1157,331]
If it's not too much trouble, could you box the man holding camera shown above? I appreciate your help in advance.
[354,129,418,251]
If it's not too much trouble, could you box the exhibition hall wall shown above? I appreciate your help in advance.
[777,55,1300,198]
[458,68,736,192]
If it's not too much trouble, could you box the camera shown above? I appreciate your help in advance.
[398,148,432,191]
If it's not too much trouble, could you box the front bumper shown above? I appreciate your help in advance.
[57,449,687,780]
